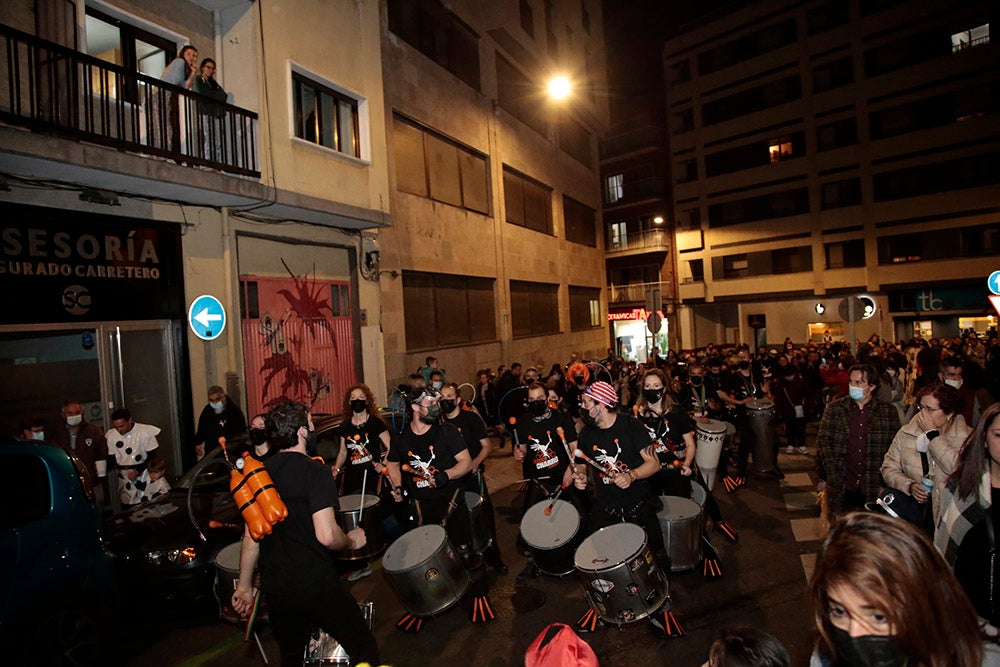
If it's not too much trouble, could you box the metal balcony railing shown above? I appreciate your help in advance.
[607,281,672,304]
[0,24,259,177]
[605,228,671,254]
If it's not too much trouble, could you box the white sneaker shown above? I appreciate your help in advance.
[785,446,795,455]
[797,446,809,455]
[347,565,372,582]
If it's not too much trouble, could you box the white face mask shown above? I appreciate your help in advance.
[886,369,896,377]
[848,385,866,401]
[944,378,963,390]
[66,415,83,427]
[31,431,45,441]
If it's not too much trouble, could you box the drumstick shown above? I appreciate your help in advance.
[513,476,551,484]
[573,448,612,476]
[402,463,431,481]
[555,426,574,462]
[509,417,521,446]
[544,482,567,516]
[358,469,368,523]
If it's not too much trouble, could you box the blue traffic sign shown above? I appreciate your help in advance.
[989,271,1000,296]
[188,294,226,341]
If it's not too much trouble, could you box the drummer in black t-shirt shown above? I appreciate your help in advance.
[386,384,476,566]
[719,352,771,485]
[232,400,379,666]
[572,381,670,572]
[514,382,580,512]
[633,369,696,498]
[440,382,507,573]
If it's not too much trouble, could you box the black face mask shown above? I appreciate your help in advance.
[439,399,457,415]
[829,626,907,667]
[528,399,548,416]
[642,388,664,404]
[689,376,703,386]
[248,428,267,447]
[580,406,599,428]
[739,361,750,370]
[350,399,367,414]
[574,375,585,386]
[419,403,442,424]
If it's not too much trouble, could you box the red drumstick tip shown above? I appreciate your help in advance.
[544,506,553,516]
[509,417,517,425]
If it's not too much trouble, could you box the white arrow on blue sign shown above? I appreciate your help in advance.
[989,270,1000,296]
[188,294,226,341]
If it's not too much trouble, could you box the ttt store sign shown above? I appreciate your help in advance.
[0,203,183,324]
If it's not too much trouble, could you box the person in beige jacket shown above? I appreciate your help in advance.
[881,382,970,525]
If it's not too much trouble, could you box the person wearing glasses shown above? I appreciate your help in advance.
[881,383,970,530]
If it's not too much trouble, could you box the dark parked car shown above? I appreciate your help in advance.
[0,441,115,666]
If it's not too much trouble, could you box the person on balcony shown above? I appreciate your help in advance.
[192,58,228,162]
[152,45,198,154]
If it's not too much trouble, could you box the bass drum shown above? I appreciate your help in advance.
[302,601,374,666]
[574,523,669,625]
[335,493,384,560]
[214,542,267,624]
[381,524,470,617]
[520,498,582,576]
[657,496,704,572]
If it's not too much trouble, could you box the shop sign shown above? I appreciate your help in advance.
[0,203,183,324]
[608,307,665,322]
[887,287,988,314]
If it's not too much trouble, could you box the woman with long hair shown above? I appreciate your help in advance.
[810,512,991,666]
[634,368,695,497]
[935,402,1000,627]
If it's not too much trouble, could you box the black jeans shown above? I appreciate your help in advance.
[267,580,379,667]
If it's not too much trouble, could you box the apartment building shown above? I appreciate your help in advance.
[0,0,390,472]
[377,0,610,385]
[663,0,999,349]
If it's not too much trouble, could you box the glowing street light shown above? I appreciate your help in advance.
[653,216,664,224]
[547,75,571,100]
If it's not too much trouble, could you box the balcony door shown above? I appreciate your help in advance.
[85,7,176,102]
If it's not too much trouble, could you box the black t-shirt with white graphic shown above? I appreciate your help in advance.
[336,416,388,493]
[388,422,467,501]
[514,409,577,480]
[577,414,654,510]
[636,407,695,463]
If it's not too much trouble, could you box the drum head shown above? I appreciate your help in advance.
[215,541,242,570]
[338,493,380,512]
[382,524,447,572]
[747,399,774,411]
[465,492,483,510]
[697,419,727,435]
[574,523,645,571]
[660,496,701,520]
[520,499,580,548]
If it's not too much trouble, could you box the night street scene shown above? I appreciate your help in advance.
[2,0,1000,666]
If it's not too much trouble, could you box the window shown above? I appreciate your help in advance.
[564,196,596,247]
[870,83,999,139]
[688,259,704,281]
[85,7,176,102]
[402,271,496,349]
[608,221,627,250]
[821,177,862,209]
[569,286,601,331]
[504,167,553,234]
[807,1,850,35]
[812,57,853,93]
[387,0,481,90]
[520,0,535,37]
[701,75,801,126]
[708,187,810,228]
[544,1,558,58]
[697,19,797,76]
[677,159,698,182]
[581,0,591,35]
[510,281,559,337]
[329,284,351,317]
[672,109,694,134]
[952,24,990,52]
[240,280,260,319]
[668,60,691,84]
[825,239,866,269]
[873,152,1000,202]
[393,116,489,213]
[768,138,793,163]
[679,209,701,228]
[558,115,592,167]
[293,72,361,158]
[605,174,623,204]
[496,56,547,136]
[816,118,857,151]
[713,246,812,278]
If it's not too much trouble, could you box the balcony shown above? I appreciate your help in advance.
[607,281,673,305]
[0,24,258,177]
[605,228,671,256]
[604,176,668,208]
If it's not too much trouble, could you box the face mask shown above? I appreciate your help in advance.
[211,401,224,413]
[305,429,317,454]
[580,406,599,428]
[552,374,561,382]
[66,415,83,427]
[419,403,442,424]
[849,385,866,401]
[643,388,664,404]
[886,369,896,377]
[431,381,443,390]
[784,374,796,381]
[249,428,267,447]
[944,378,963,390]
[528,399,548,417]
[690,376,703,386]
[31,431,45,441]
[574,375,585,386]
[439,399,457,415]
[829,626,907,667]
[350,399,367,414]
[739,361,750,371]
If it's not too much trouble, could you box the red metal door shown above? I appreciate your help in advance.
[240,269,354,419]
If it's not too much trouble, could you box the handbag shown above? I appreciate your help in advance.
[524,623,599,667]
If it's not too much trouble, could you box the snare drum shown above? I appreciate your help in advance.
[695,419,727,491]
[302,601,374,665]
[214,542,267,624]
[520,498,582,576]
[335,493,384,560]
[574,523,669,625]
[465,492,492,555]
[382,524,470,617]
[657,496,704,571]
[746,399,776,473]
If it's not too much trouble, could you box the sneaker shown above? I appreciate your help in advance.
[785,446,795,455]
[347,565,372,582]
[797,446,809,455]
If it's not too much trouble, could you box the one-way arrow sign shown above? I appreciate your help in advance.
[188,294,226,341]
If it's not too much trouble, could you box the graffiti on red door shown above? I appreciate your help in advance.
[241,260,354,418]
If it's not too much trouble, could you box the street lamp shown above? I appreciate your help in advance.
[547,75,571,100]
[653,216,664,224]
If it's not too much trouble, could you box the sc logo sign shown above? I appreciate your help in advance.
[62,284,92,316]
